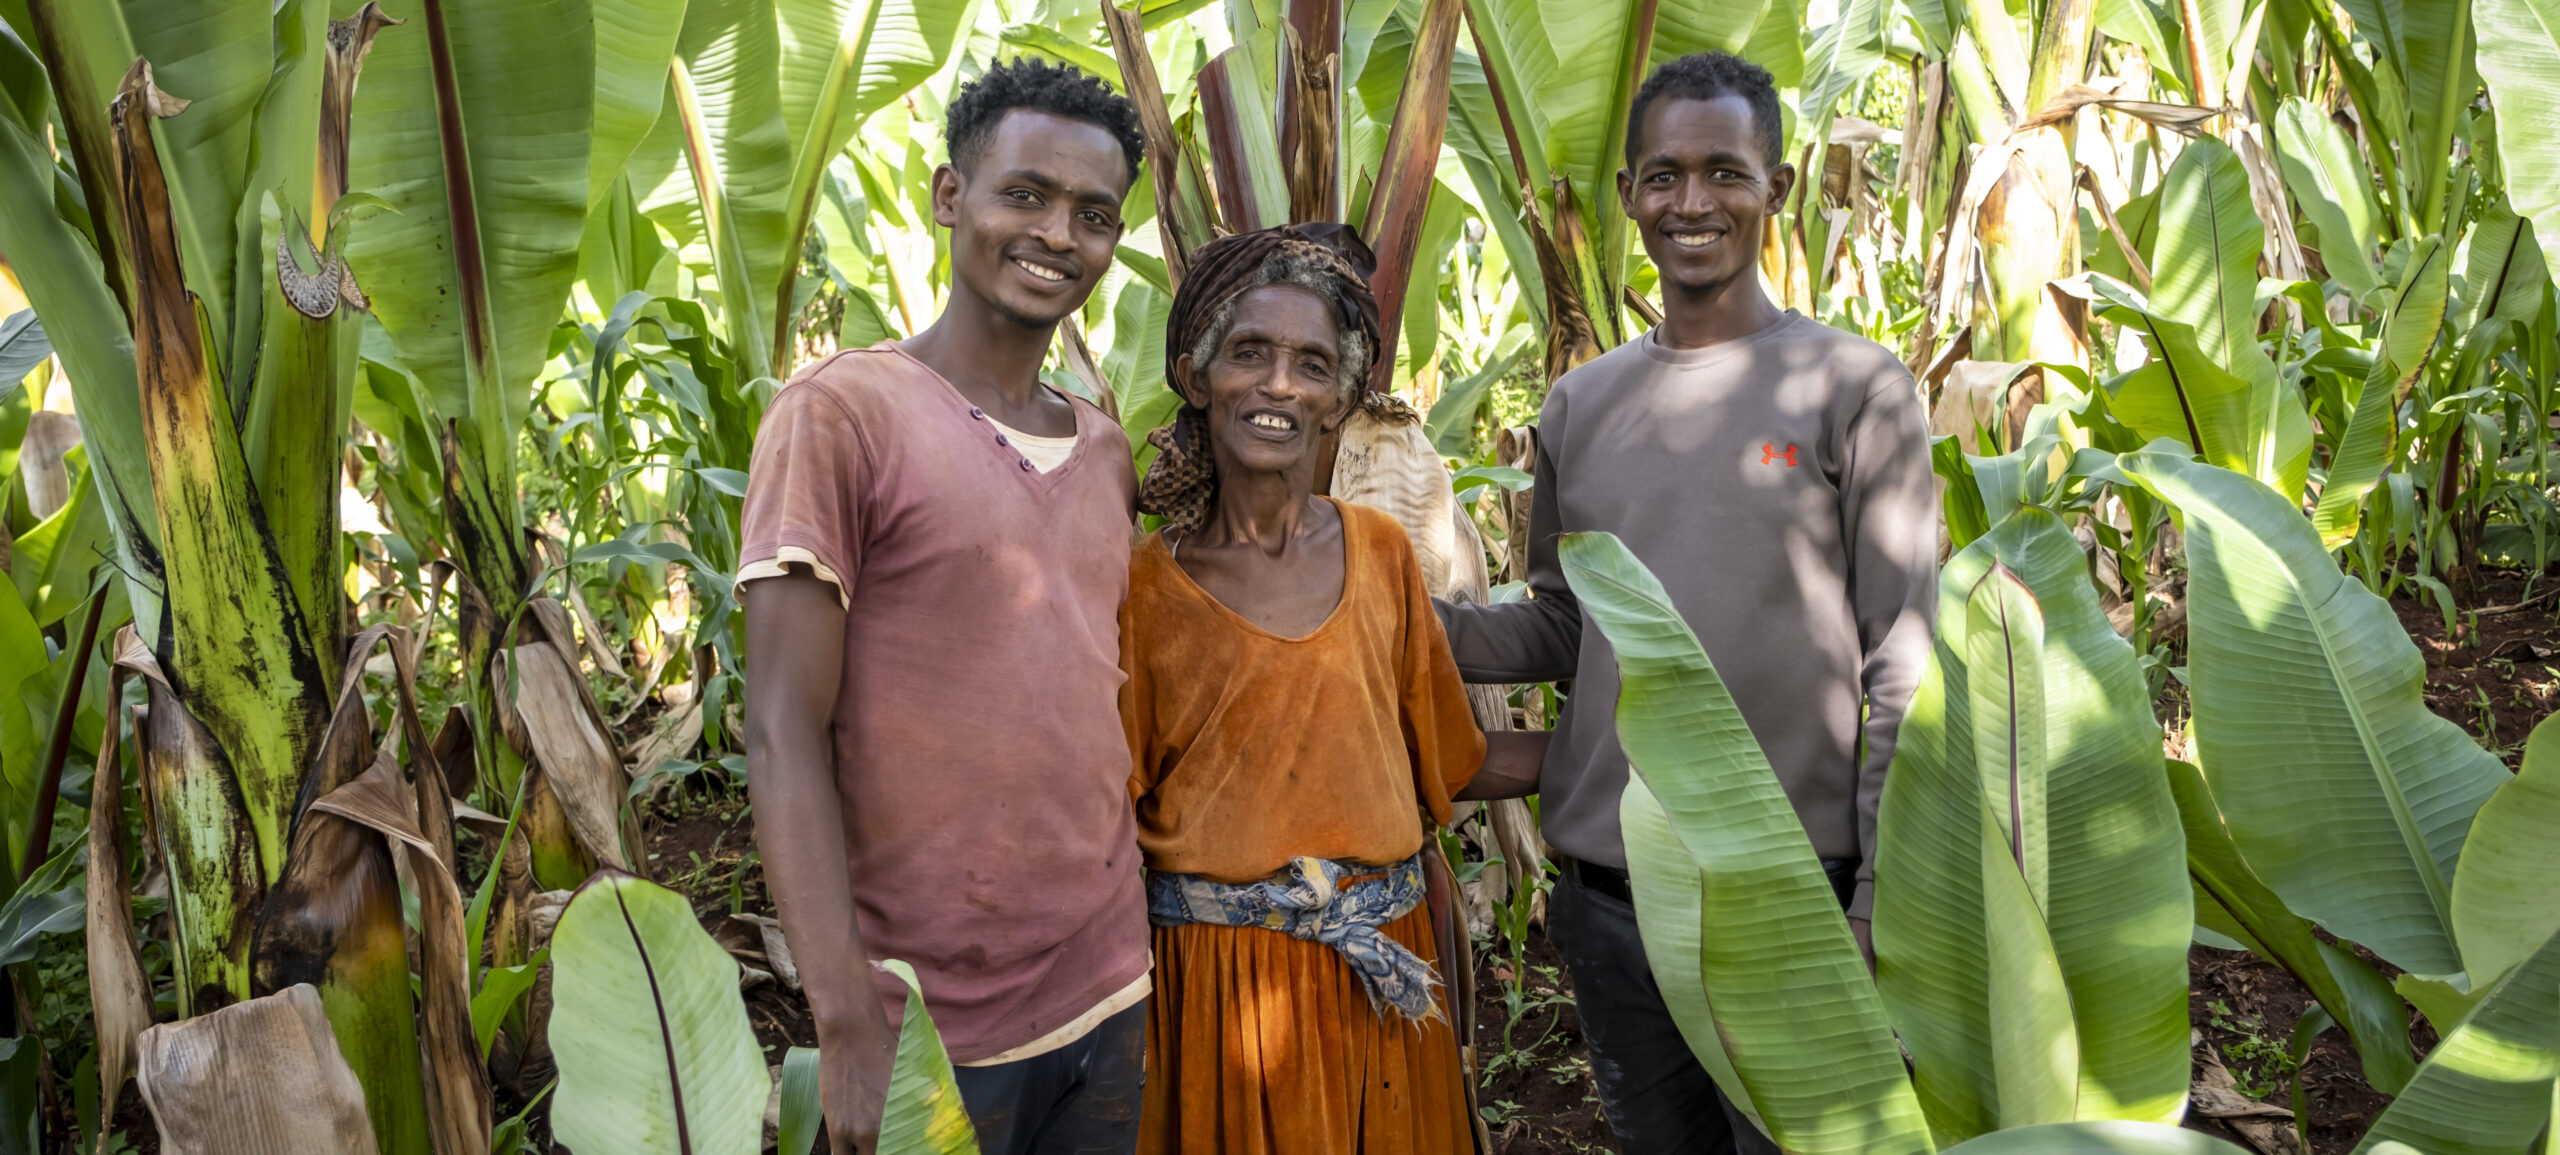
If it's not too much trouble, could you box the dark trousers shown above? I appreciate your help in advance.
[949,999,1147,1155]
[1548,856,1859,1155]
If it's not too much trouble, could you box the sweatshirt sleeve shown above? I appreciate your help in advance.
[1434,430,1583,683]
[1841,368,1938,920]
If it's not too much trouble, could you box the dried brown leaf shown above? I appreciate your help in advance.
[137,984,379,1154]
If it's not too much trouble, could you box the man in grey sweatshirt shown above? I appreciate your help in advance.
[1438,52,1936,1155]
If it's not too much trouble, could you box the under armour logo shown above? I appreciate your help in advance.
[1760,443,1798,467]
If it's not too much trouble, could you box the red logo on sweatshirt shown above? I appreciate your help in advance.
[1761,443,1798,467]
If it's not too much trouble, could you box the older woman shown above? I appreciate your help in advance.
[1119,225,1508,1154]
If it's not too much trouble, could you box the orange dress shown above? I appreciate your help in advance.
[1118,499,1487,1155]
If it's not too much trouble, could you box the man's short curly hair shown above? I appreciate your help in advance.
[1624,51,1785,170]
[945,57,1145,187]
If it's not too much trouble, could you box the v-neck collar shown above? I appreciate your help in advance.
[1153,497,1358,643]
[882,341,1095,492]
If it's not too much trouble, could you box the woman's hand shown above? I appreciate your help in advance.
[820,1003,899,1155]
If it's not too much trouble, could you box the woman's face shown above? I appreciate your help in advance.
[1190,283,1353,483]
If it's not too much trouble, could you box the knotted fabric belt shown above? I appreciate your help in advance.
[1146,850,1441,1023]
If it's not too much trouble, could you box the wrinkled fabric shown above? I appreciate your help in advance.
[1118,499,1482,1155]
[1142,907,1470,1155]
[1146,852,1438,1021]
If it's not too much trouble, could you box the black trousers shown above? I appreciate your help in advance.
[1548,856,1860,1155]
[949,998,1147,1155]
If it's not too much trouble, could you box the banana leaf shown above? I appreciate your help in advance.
[2352,928,2560,1154]
[2310,234,2450,547]
[134,984,380,1155]
[549,868,770,1154]
[2449,712,2560,994]
[1561,529,1933,1154]
[1941,1122,2252,1153]
[2119,451,2509,977]
[873,959,980,1155]
[1877,510,2191,1142]
[2478,0,2560,246]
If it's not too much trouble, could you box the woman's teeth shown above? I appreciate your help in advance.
[1014,258,1067,282]
[1248,414,1294,431]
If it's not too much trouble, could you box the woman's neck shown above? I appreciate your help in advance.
[1193,465,1320,556]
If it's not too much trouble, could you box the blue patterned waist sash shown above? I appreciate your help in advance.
[1146,851,1441,1023]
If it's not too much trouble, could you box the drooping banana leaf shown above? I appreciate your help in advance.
[1877,510,2191,1142]
[342,0,597,616]
[1561,530,1933,1154]
[2271,97,2382,305]
[1940,1122,2253,1153]
[2449,712,2560,994]
[2351,928,2560,1154]
[2477,0,2560,246]
[548,868,771,1154]
[2171,755,2418,1095]
[2119,451,2509,977]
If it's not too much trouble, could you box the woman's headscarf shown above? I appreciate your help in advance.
[1136,223,1411,536]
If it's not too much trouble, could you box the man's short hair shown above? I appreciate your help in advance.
[946,58,1146,187]
[1624,51,1785,170]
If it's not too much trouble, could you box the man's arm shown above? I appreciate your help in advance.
[1458,730,1551,801]
[745,573,894,1155]
[1435,437,1582,684]
[1841,371,1938,929]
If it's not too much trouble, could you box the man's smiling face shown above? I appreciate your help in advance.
[1618,92,1794,300]
[935,108,1128,330]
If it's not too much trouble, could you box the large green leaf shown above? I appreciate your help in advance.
[1878,511,2191,1142]
[2272,98,2381,304]
[590,0,692,209]
[548,869,771,1154]
[2450,713,2560,992]
[343,0,595,490]
[2309,234,2450,547]
[2120,452,2509,977]
[124,0,270,379]
[0,87,158,615]
[872,959,980,1154]
[2477,0,2560,248]
[1942,1122,2252,1153]
[2170,758,2418,1095]
[2143,136,2314,502]
[1562,531,1933,1154]
[670,0,792,371]
[2093,279,2295,495]
[2352,929,2560,1154]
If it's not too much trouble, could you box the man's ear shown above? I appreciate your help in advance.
[1765,161,1796,216]
[1617,165,1637,218]
[930,163,963,229]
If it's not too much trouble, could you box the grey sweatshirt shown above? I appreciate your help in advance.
[1438,312,1936,918]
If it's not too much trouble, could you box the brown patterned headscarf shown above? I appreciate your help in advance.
[1137,223,1413,536]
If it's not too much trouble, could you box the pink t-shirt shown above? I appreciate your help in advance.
[739,343,1149,1063]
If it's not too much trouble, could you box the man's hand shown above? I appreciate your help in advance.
[820,1003,899,1154]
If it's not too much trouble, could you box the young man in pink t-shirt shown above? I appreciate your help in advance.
[741,61,1150,1155]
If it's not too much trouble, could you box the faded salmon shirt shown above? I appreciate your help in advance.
[738,343,1150,1064]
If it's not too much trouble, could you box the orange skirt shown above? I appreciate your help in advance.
[1139,904,1472,1155]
